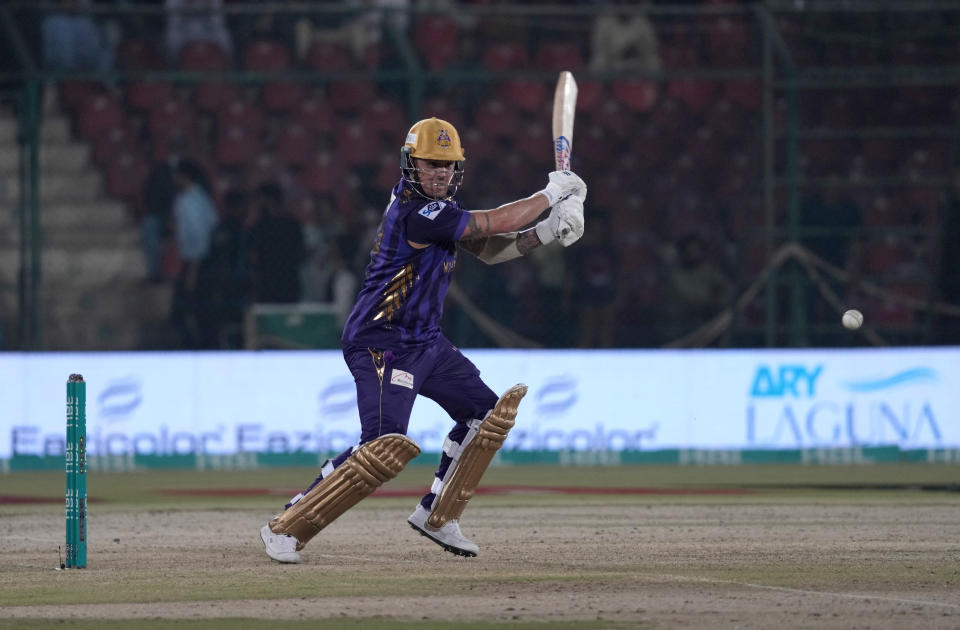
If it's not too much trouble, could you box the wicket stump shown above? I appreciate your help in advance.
[66,374,87,569]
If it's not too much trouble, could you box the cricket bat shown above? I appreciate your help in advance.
[552,70,578,172]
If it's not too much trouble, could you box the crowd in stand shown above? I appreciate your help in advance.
[24,1,960,348]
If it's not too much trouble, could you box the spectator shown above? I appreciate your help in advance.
[140,142,185,283]
[570,213,621,347]
[42,0,114,72]
[169,159,218,348]
[589,0,660,74]
[661,233,732,341]
[197,188,251,349]
[165,0,233,63]
[249,182,305,304]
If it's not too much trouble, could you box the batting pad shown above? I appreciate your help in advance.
[427,384,527,529]
[270,433,420,549]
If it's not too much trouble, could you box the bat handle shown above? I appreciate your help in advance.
[554,136,571,172]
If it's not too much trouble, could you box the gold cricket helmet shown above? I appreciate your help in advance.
[403,118,465,162]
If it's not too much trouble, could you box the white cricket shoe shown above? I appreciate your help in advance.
[407,504,479,557]
[260,524,301,564]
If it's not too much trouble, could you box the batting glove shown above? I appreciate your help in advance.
[538,170,587,207]
[535,195,585,247]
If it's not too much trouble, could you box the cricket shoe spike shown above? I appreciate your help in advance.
[260,524,301,564]
[408,504,478,557]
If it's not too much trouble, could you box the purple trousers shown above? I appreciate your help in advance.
[292,334,499,511]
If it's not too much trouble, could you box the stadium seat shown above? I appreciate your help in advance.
[497,80,548,114]
[513,121,550,162]
[215,124,261,167]
[76,94,127,142]
[195,81,240,112]
[246,152,284,188]
[327,81,377,112]
[262,81,306,113]
[723,80,762,110]
[610,80,659,112]
[335,121,379,167]
[297,151,343,195]
[178,40,230,71]
[481,41,528,71]
[534,42,585,71]
[575,80,604,114]
[420,97,459,125]
[217,99,265,137]
[360,98,407,135]
[414,16,460,70]
[667,80,719,114]
[58,80,102,112]
[472,98,520,139]
[275,123,316,168]
[304,41,353,72]
[147,97,197,141]
[92,124,137,166]
[126,80,175,112]
[243,39,291,71]
[104,151,149,201]
[292,97,335,135]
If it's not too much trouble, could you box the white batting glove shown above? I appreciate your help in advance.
[538,170,587,207]
[555,196,585,247]
[534,195,585,246]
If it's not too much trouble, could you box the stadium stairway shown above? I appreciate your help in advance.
[0,93,172,350]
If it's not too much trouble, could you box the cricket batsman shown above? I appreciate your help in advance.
[260,117,586,562]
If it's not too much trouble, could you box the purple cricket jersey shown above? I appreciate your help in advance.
[342,180,471,349]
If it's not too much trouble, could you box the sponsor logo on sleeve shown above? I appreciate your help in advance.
[390,368,415,389]
[419,201,446,220]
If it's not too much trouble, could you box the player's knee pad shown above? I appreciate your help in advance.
[427,384,527,529]
[269,433,420,549]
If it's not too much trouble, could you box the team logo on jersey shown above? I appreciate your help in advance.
[419,201,446,220]
[436,128,452,148]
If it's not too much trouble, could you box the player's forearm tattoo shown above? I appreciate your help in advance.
[463,212,492,239]
[516,228,542,255]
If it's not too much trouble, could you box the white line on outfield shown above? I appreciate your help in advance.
[663,573,960,610]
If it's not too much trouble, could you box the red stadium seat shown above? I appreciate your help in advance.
[420,97,459,125]
[292,97,335,135]
[105,151,149,201]
[126,80,175,112]
[215,124,261,167]
[178,41,230,71]
[481,41,528,70]
[361,98,406,135]
[246,152,284,188]
[92,124,137,166]
[513,121,550,162]
[327,81,377,111]
[195,81,240,112]
[667,80,719,114]
[610,80,659,112]
[263,81,306,113]
[297,151,343,195]
[414,16,460,70]
[473,98,520,139]
[58,80,102,112]
[534,42,585,71]
[76,94,126,141]
[575,80,605,114]
[497,80,548,114]
[304,41,353,71]
[275,123,316,168]
[243,39,291,71]
[723,80,761,110]
[147,97,197,140]
[217,99,265,137]
[335,121,378,167]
